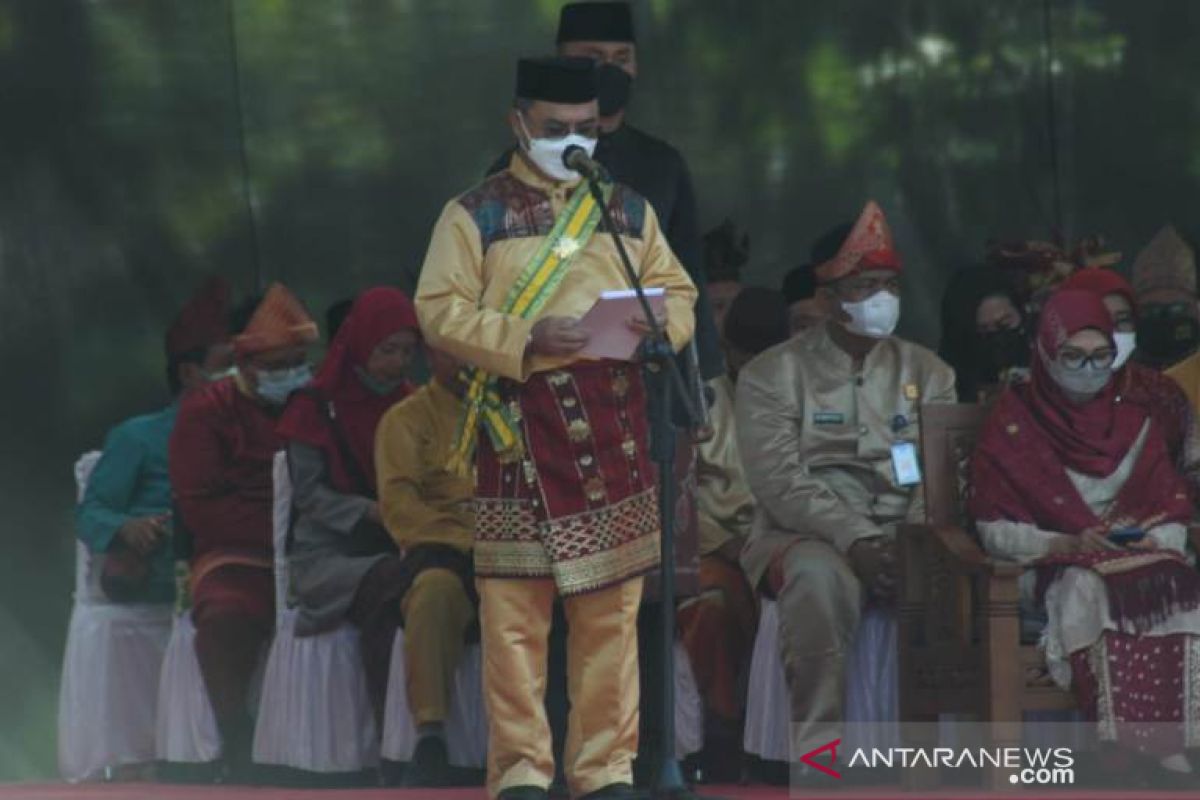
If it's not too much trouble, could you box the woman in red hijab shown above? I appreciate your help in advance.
[277,287,421,638]
[1059,267,1199,498]
[970,288,1200,782]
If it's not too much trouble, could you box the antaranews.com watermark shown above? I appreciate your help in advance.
[804,740,1075,785]
[787,722,1093,794]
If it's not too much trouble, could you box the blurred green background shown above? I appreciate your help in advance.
[0,0,1197,780]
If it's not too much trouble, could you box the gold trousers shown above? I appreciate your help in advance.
[478,575,643,798]
[768,537,862,759]
[401,567,475,725]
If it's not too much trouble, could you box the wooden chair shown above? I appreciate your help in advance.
[897,403,1077,789]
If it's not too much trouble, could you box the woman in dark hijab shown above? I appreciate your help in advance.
[939,268,1030,403]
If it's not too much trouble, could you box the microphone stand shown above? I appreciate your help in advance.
[581,169,723,800]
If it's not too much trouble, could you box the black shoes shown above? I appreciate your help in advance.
[402,734,451,787]
[498,786,551,800]
[578,783,638,799]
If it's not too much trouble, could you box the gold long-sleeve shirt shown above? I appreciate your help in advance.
[414,154,697,381]
[696,374,755,555]
[734,322,956,587]
[374,379,473,553]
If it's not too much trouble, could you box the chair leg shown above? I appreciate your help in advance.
[982,574,1022,790]
[901,712,941,791]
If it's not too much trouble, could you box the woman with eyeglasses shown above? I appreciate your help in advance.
[969,289,1200,786]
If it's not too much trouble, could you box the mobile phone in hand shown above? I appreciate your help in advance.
[1109,527,1146,545]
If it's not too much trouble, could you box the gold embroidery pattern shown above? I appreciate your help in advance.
[545,489,661,594]
[474,498,540,542]
[543,369,608,510]
[584,476,606,502]
[1185,635,1200,747]
[474,540,554,577]
[553,533,661,596]
[473,490,661,589]
[568,419,592,442]
[544,488,657,561]
[612,370,630,397]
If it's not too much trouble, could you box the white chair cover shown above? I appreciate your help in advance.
[58,598,172,780]
[673,640,704,759]
[743,600,794,762]
[843,608,900,752]
[155,611,221,763]
[252,451,379,772]
[743,600,899,762]
[58,452,173,782]
[380,630,488,768]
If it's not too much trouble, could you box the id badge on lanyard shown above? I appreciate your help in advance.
[891,441,922,487]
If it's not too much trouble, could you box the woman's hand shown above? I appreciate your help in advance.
[1050,530,1120,554]
[1123,536,1158,551]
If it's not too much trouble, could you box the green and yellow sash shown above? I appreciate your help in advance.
[448,178,611,475]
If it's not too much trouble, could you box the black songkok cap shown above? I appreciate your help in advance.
[781,263,817,304]
[557,2,636,44]
[703,219,751,284]
[724,287,790,357]
[515,56,598,104]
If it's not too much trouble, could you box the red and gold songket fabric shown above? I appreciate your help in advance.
[474,361,660,596]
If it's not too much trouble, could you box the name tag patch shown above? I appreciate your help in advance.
[814,411,845,426]
[891,441,922,486]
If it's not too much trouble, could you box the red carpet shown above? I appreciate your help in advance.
[2,786,1198,800]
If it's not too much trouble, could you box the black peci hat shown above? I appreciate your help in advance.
[515,56,598,104]
[556,2,635,44]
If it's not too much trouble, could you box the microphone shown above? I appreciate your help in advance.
[562,144,604,179]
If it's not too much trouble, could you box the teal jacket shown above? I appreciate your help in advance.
[76,404,177,604]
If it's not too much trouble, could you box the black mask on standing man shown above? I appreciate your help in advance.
[595,63,633,117]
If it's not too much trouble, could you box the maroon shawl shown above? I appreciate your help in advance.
[969,289,1197,628]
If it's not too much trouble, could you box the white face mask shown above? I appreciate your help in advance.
[840,291,900,338]
[516,113,597,183]
[1112,331,1136,370]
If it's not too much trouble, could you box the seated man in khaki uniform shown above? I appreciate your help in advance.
[735,201,955,767]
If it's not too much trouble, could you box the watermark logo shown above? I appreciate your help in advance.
[799,740,1075,786]
[799,738,841,779]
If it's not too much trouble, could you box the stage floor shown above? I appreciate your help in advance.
[5,785,1200,800]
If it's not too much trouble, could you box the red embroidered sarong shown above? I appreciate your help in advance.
[474,360,661,596]
[1070,631,1200,756]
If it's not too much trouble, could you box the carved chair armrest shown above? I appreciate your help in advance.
[898,523,1023,579]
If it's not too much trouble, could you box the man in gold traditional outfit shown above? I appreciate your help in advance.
[415,56,696,800]
[735,201,955,764]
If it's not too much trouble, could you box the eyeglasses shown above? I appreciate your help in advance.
[522,112,599,141]
[1057,346,1116,370]
[836,276,902,298]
